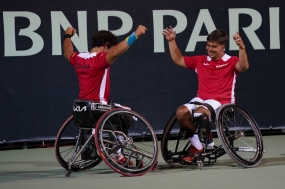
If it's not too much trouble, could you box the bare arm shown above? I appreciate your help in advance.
[162,26,186,68]
[63,27,77,61]
[233,32,249,72]
[106,25,147,64]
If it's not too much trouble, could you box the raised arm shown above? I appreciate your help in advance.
[162,26,186,68]
[233,32,249,72]
[106,25,147,64]
[63,27,77,61]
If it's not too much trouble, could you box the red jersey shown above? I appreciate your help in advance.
[184,54,239,104]
[69,52,110,104]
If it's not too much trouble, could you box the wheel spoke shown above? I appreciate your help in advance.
[55,115,102,172]
[95,109,158,176]
[217,104,263,167]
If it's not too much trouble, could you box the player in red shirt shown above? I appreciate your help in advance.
[162,26,249,162]
[64,25,147,104]
[63,25,147,165]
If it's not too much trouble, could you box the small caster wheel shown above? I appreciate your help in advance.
[167,160,174,168]
[197,161,203,170]
[152,161,158,171]
[65,170,71,177]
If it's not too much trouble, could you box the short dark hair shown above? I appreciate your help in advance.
[91,30,118,49]
[207,29,228,45]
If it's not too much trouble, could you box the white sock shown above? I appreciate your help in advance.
[117,135,124,142]
[189,134,203,150]
[116,135,124,154]
[116,148,122,155]
[207,141,214,148]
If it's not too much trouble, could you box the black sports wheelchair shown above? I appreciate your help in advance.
[160,102,264,169]
[55,99,158,177]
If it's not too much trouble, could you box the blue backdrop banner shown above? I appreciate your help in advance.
[0,0,284,142]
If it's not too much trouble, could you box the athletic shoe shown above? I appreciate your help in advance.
[81,142,97,160]
[81,147,93,160]
[182,145,204,162]
[114,154,134,166]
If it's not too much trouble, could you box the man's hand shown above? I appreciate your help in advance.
[63,26,77,61]
[134,25,147,37]
[162,26,176,41]
[233,32,245,49]
[65,26,77,36]
[234,31,249,72]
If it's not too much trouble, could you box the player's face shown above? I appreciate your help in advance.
[206,41,225,61]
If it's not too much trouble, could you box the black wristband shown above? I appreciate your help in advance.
[64,34,73,39]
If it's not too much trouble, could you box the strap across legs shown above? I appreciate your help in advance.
[189,102,216,121]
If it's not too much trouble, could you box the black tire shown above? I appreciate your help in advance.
[161,113,191,164]
[94,108,158,176]
[55,115,102,171]
[216,104,264,168]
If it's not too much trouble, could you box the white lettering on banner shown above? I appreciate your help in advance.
[3,11,44,56]
[185,9,216,52]
[153,10,187,53]
[1,8,281,57]
[269,7,280,49]
[51,11,88,55]
[97,11,133,36]
[229,8,264,50]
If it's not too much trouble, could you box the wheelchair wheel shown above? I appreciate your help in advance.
[94,108,158,176]
[216,104,264,168]
[55,115,102,171]
[161,113,191,165]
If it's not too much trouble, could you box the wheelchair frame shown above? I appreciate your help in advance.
[54,106,159,177]
[160,103,264,169]
[55,101,263,176]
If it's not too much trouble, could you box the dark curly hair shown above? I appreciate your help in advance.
[207,29,228,45]
[91,30,118,49]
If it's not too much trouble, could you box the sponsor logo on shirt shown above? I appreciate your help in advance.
[203,63,210,66]
[216,63,228,68]
[75,63,90,70]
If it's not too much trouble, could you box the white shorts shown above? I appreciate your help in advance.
[183,97,222,121]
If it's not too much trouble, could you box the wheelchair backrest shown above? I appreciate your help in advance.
[73,99,112,128]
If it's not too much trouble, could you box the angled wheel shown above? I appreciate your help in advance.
[55,115,102,171]
[216,104,264,168]
[94,108,158,176]
[197,161,203,170]
[161,113,191,165]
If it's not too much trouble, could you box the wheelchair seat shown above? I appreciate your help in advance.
[72,99,112,128]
